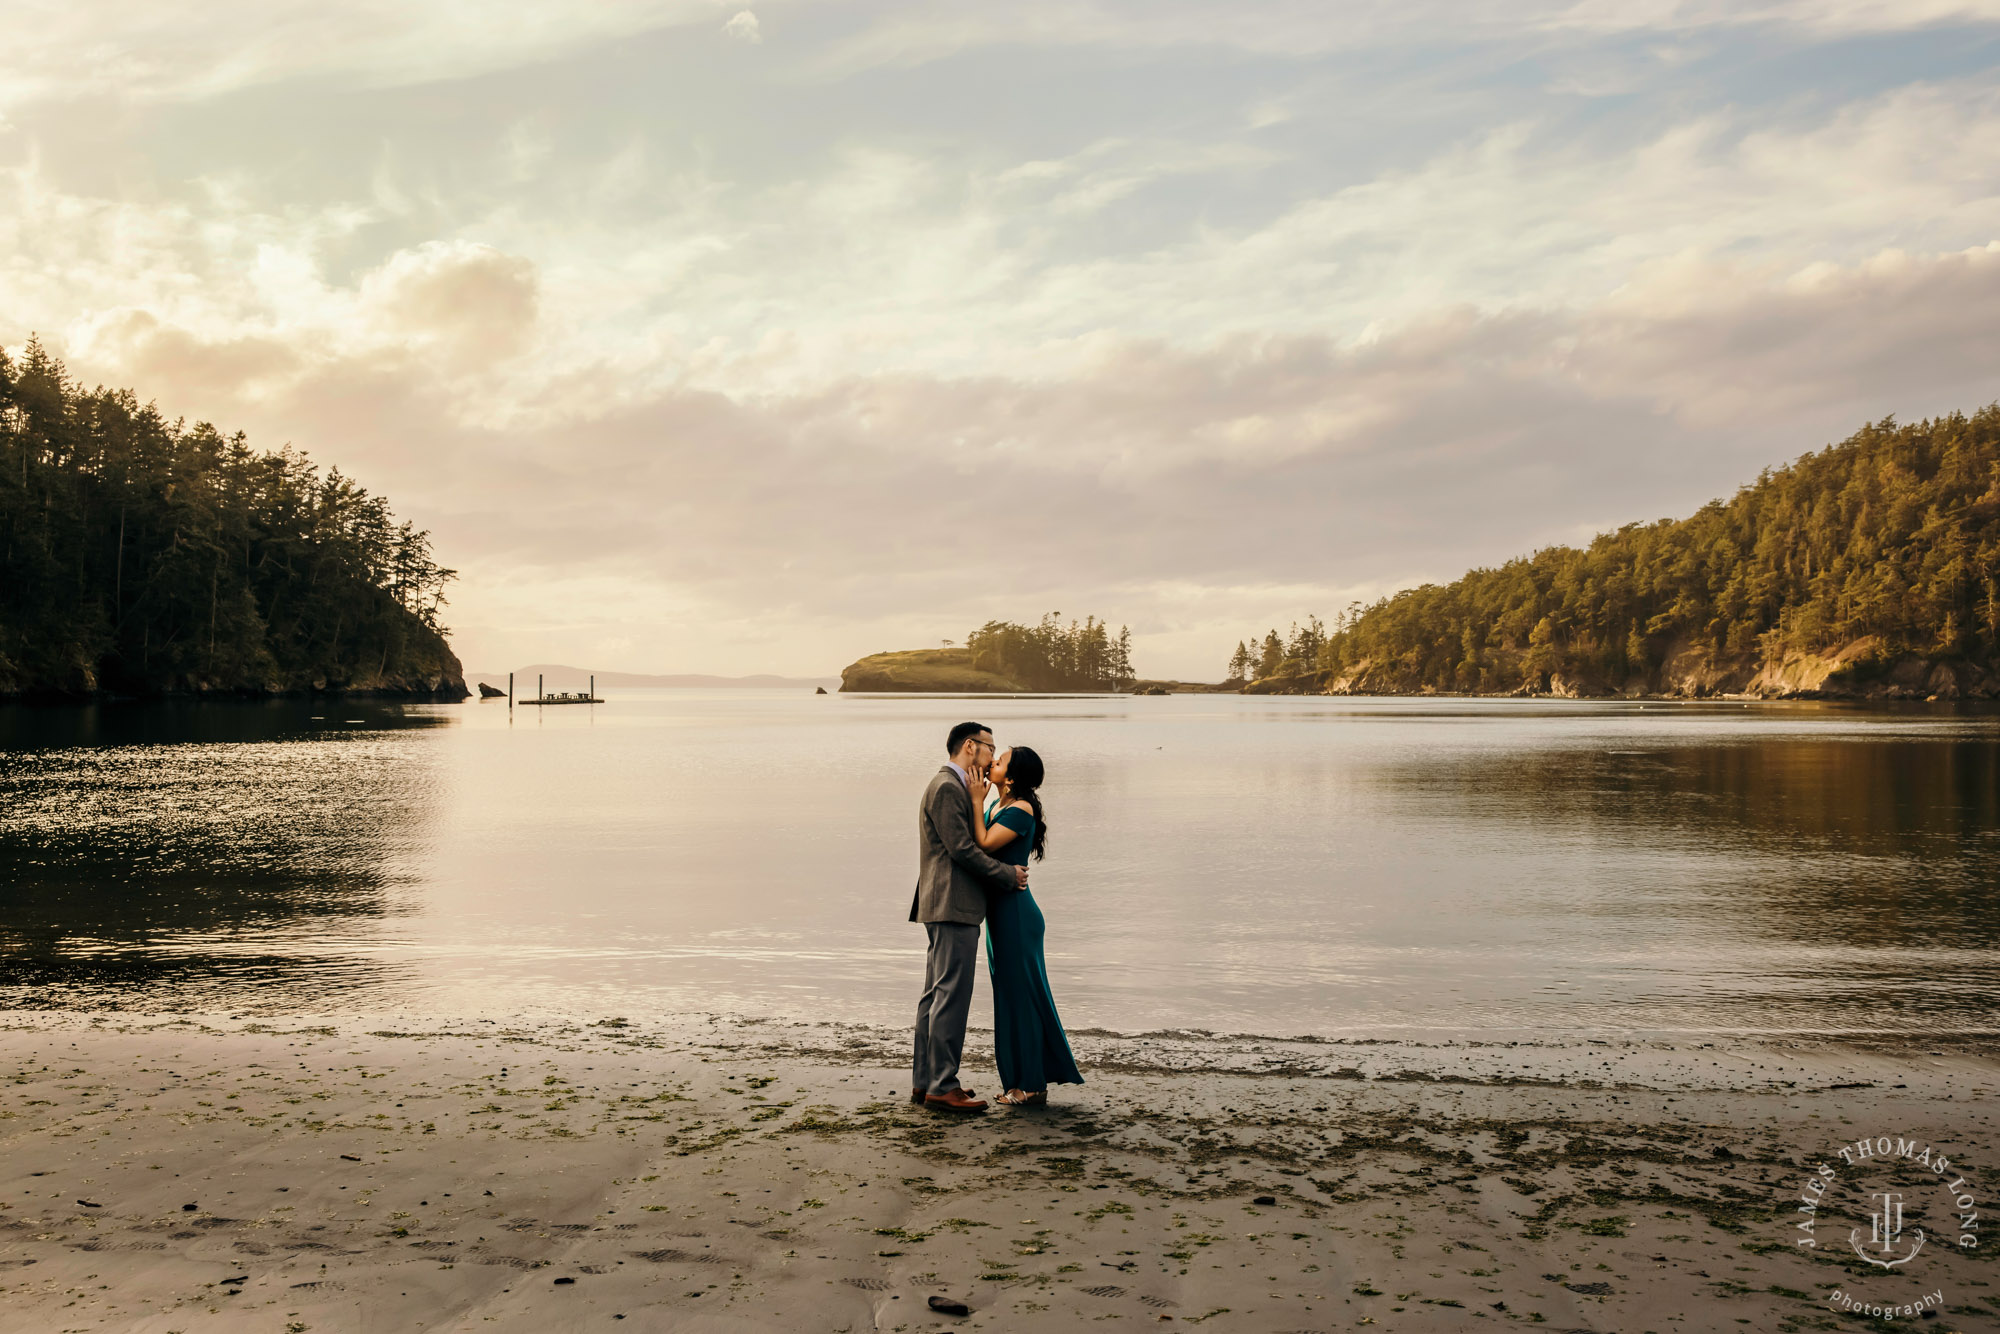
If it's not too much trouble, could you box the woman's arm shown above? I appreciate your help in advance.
[974,801,1025,852]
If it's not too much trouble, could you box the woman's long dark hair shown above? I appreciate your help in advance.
[1006,746,1048,861]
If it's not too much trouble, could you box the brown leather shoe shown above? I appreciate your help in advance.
[924,1089,988,1113]
[910,1086,926,1104]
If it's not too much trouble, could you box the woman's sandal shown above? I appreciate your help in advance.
[995,1089,1047,1106]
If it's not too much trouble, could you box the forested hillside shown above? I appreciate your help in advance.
[1230,406,2000,699]
[0,339,466,699]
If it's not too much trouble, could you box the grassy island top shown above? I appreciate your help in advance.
[838,647,1029,693]
[840,614,1135,693]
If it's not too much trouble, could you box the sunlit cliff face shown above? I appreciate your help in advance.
[6,1,2000,677]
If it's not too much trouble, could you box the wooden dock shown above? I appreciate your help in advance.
[510,673,603,706]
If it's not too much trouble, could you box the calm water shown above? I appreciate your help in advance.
[3,691,1999,1039]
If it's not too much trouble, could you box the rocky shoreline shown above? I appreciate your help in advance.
[0,678,471,704]
[0,650,470,704]
[1244,635,2000,701]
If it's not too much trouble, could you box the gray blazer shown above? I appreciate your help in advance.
[909,765,1020,926]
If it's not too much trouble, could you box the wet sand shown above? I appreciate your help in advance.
[1,1011,1995,1332]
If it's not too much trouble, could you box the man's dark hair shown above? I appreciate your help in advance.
[946,721,989,756]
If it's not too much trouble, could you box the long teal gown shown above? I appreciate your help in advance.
[983,804,1083,1092]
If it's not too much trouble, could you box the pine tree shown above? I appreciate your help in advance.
[1258,630,1284,679]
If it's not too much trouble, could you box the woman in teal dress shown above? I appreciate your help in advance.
[969,745,1083,1106]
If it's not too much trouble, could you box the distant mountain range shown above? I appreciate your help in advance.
[470,663,838,691]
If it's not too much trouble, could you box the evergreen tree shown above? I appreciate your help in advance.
[1227,640,1251,681]
[1257,630,1284,679]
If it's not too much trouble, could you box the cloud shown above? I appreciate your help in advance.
[722,10,763,42]
[10,0,1990,114]
[48,233,542,413]
[358,240,540,366]
[9,24,1995,402]
[1579,243,2000,427]
[0,1,725,108]
[98,73,1959,416]
[808,0,2000,75]
[550,79,2000,391]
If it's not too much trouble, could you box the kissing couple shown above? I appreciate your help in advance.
[910,720,1084,1113]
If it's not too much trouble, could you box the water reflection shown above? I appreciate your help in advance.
[0,701,446,1009]
[2,694,1999,1036]
[1330,710,2000,1032]
[1381,730,2000,941]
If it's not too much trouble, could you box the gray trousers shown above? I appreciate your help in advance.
[913,921,981,1096]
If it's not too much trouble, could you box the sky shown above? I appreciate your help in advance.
[5,1,2000,679]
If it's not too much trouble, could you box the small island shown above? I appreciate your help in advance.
[841,615,1135,692]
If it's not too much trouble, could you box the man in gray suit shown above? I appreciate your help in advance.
[910,720,1029,1113]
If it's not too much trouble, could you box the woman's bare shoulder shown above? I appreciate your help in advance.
[1004,800,1035,814]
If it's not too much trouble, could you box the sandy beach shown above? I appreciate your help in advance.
[1,1011,1994,1332]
